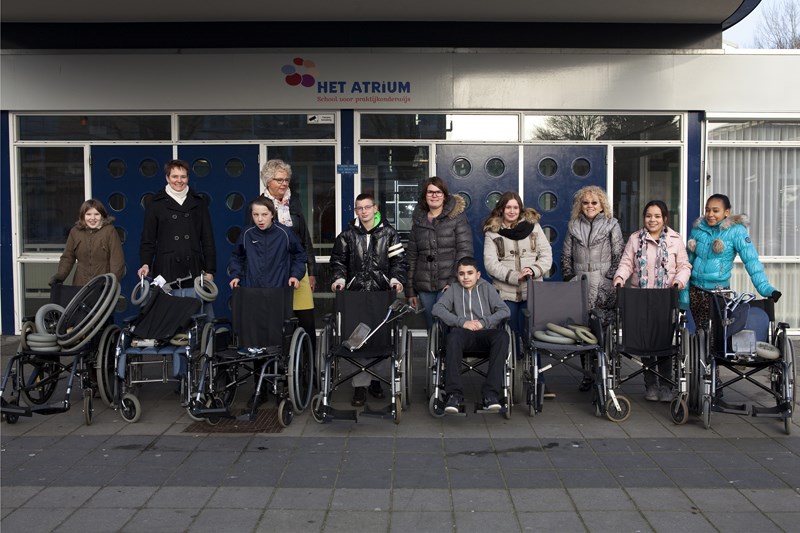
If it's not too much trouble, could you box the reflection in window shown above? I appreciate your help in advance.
[225,158,245,177]
[226,226,241,245]
[457,192,472,210]
[572,158,591,177]
[179,114,335,140]
[542,226,557,243]
[538,158,558,178]
[525,114,681,141]
[226,192,245,211]
[485,191,502,210]
[452,157,472,177]
[19,147,84,253]
[360,113,519,141]
[485,157,506,177]
[108,193,126,212]
[140,193,154,209]
[18,115,171,141]
[192,159,211,178]
[538,192,557,212]
[108,159,126,178]
[139,159,159,177]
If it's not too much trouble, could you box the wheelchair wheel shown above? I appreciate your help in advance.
[425,329,436,398]
[278,398,294,427]
[315,325,331,391]
[310,393,325,423]
[60,277,121,351]
[428,392,445,418]
[3,394,21,424]
[701,396,711,430]
[95,324,120,407]
[200,322,215,356]
[120,393,141,423]
[512,352,525,405]
[21,357,60,405]
[393,395,402,424]
[204,397,226,426]
[19,320,36,351]
[35,304,64,335]
[605,395,631,422]
[288,327,314,413]
[670,397,689,425]
[399,326,412,410]
[56,274,115,345]
[83,388,93,426]
[592,382,605,418]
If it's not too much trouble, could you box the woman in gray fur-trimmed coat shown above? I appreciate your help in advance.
[406,176,473,328]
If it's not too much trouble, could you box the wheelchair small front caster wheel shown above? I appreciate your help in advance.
[83,389,94,426]
[605,395,631,423]
[278,398,294,428]
[310,393,324,423]
[670,398,689,425]
[702,397,711,430]
[120,393,141,423]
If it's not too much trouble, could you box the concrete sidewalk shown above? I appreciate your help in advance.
[1,335,799,532]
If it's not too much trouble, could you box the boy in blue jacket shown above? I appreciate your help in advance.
[229,197,306,289]
[432,256,510,413]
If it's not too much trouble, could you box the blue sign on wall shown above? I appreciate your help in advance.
[337,164,358,174]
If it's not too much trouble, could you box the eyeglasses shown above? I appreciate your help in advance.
[355,205,375,212]
[426,190,444,197]
[272,178,290,184]
[582,201,599,206]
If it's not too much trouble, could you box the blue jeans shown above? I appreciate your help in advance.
[504,300,525,355]
[418,290,444,330]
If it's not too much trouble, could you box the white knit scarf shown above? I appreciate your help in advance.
[165,184,188,206]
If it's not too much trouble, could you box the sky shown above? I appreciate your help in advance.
[722,0,774,48]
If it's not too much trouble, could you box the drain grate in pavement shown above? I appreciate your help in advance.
[183,408,283,434]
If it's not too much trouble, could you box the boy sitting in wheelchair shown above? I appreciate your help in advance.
[433,256,510,413]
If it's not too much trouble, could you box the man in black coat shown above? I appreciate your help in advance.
[137,159,216,316]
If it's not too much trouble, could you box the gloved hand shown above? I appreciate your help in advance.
[771,290,781,303]
[48,276,62,287]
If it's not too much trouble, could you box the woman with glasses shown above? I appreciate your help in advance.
[406,176,473,328]
[258,159,317,351]
[561,185,624,391]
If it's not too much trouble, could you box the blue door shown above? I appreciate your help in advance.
[177,145,261,316]
[522,145,606,279]
[435,145,519,276]
[91,146,173,312]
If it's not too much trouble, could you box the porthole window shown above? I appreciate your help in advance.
[456,192,472,210]
[227,226,242,245]
[140,192,154,209]
[485,191,503,210]
[108,192,126,212]
[485,157,506,178]
[538,192,557,212]
[115,226,127,244]
[108,159,126,178]
[452,157,472,178]
[538,157,558,178]
[225,158,245,178]
[139,159,159,178]
[192,159,211,178]
[542,226,558,243]
[572,158,591,177]
[226,192,245,211]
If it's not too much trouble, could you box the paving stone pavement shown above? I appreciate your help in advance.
[1,335,799,532]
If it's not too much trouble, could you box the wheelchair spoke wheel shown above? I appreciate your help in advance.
[512,355,526,405]
[20,320,36,351]
[278,398,294,428]
[35,304,65,335]
[120,393,141,423]
[83,389,93,426]
[605,395,631,422]
[200,322,215,357]
[95,324,120,407]
[315,326,331,392]
[214,368,238,409]
[205,397,225,426]
[310,393,325,423]
[669,397,689,425]
[21,357,60,405]
[701,396,711,430]
[288,328,314,413]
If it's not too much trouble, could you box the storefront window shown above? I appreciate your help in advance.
[180,114,335,140]
[18,115,170,141]
[18,146,85,253]
[525,114,681,141]
[361,114,518,141]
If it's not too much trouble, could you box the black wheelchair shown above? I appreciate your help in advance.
[1,274,120,426]
[606,287,689,424]
[312,290,413,424]
[520,276,611,418]
[694,288,794,434]
[188,286,314,428]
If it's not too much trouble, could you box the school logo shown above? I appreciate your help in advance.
[282,57,318,88]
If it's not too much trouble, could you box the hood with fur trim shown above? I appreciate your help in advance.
[687,213,747,255]
[482,207,541,233]
[412,193,466,225]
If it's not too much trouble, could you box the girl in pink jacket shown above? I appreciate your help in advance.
[613,200,691,401]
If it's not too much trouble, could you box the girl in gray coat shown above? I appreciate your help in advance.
[406,176,473,328]
[561,185,624,391]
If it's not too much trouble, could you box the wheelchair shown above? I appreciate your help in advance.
[693,288,794,434]
[311,290,413,424]
[425,318,516,418]
[100,281,209,423]
[605,287,689,424]
[188,286,314,428]
[1,274,120,426]
[520,276,611,418]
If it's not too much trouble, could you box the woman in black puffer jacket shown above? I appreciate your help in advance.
[406,176,473,328]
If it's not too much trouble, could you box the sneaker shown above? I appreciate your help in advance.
[659,386,674,402]
[351,387,367,407]
[368,380,385,399]
[483,393,502,411]
[444,393,463,414]
[644,385,659,402]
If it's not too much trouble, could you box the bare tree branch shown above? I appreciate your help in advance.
[754,0,800,49]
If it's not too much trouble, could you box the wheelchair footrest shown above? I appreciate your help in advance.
[1,402,32,417]
[322,406,359,422]
[191,406,231,418]
[751,404,792,418]
[361,402,394,418]
[445,407,467,417]
[713,399,750,415]
[31,403,70,415]
[474,404,507,415]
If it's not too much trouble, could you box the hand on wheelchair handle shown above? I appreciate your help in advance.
[48,276,62,287]
[391,282,403,294]
[331,279,345,292]
[771,290,781,303]
[288,277,300,289]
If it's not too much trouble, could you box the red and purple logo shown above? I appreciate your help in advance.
[282,57,318,88]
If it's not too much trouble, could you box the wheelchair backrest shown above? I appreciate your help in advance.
[336,290,395,348]
[616,287,679,355]
[527,276,590,332]
[231,286,294,348]
[744,306,770,343]
[130,289,202,340]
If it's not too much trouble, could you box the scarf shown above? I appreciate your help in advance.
[165,184,188,206]
[263,188,293,227]
[636,228,668,288]
[498,220,534,241]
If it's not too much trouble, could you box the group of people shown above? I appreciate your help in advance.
[53,162,781,414]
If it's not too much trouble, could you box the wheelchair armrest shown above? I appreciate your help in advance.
[776,322,790,333]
